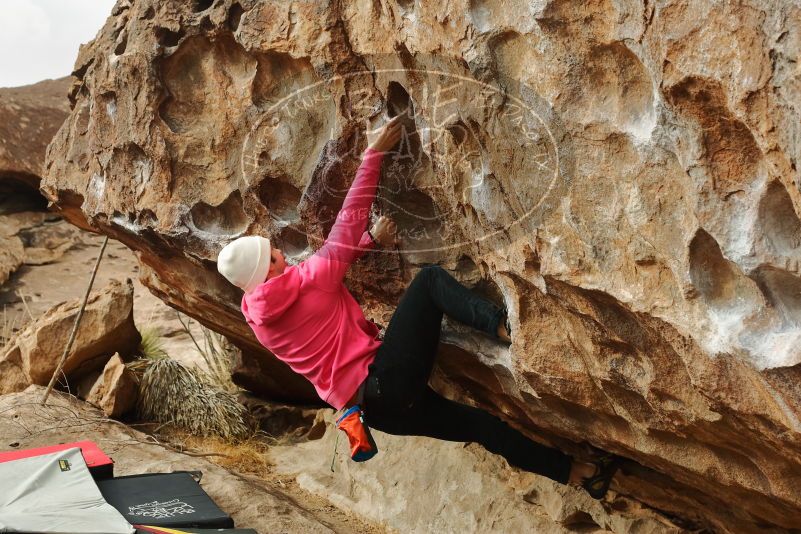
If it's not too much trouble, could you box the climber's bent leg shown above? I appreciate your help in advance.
[364,386,572,484]
[368,265,506,409]
[413,264,505,336]
[368,267,444,408]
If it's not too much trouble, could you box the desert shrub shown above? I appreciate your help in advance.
[175,311,239,392]
[135,358,250,441]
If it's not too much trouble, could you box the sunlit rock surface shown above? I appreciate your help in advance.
[42,0,801,531]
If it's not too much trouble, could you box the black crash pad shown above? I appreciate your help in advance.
[97,472,234,528]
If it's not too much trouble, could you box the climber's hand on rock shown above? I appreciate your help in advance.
[367,115,403,153]
[370,215,399,248]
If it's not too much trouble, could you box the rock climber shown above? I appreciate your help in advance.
[216,114,619,499]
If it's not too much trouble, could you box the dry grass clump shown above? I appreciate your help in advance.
[126,326,168,378]
[138,326,168,360]
[2,293,35,349]
[161,428,273,477]
[136,358,250,441]
[1,305,22,349]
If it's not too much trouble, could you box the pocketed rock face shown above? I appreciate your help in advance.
[43,1,801,531]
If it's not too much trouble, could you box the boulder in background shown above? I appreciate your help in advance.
[0,278,140,394]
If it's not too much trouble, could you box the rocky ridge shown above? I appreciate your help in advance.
[1,77,71,196]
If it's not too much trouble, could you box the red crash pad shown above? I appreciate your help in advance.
[0,440,114,479]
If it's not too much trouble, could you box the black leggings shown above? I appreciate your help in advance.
[362,265,573,484]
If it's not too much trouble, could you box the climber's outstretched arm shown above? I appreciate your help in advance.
[306,116,402,289]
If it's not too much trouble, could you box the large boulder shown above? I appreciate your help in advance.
[0,211,85,280]
[41,0,801,531]
[0,212,43,287]
[0,279,140,394]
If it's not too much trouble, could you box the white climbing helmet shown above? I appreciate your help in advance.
[216,235,271,294]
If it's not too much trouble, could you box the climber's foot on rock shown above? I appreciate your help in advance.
[568,461,597,487]
[577,453,620,500]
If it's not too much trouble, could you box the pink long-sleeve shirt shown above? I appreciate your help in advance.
[241,148,386,410]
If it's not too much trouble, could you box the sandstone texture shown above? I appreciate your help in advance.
[0,77,72,282]
[86,353,138,417]
[0,233,25,286]
[271,409,684,534]
[0,211,83,286]
[0,212,209,370]
[0,77,71,204]
[0,387,384,534]
[0,279,140,394]
[42,0,801,531]
[0,211,86,268]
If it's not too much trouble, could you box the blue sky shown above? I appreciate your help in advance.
[0,0,117,88]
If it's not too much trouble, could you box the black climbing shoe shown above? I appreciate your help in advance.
[581,452,620,500]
